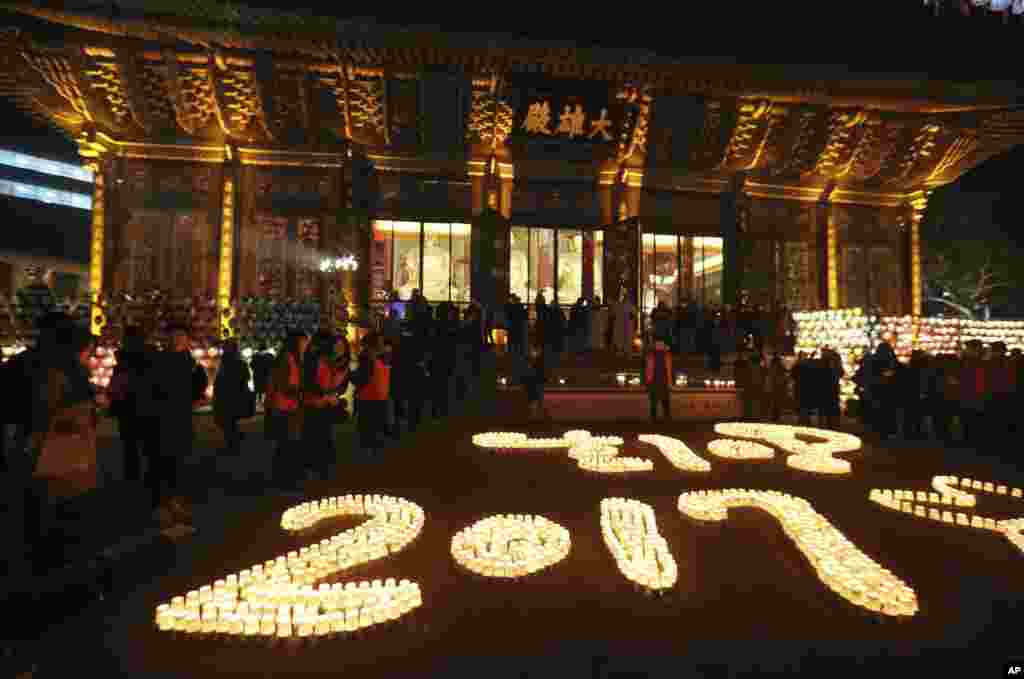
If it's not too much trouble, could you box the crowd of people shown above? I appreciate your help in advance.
[1,291,498,577]
[851,339,1024,445]
[7,287,1024,582]
[499,291,796,369]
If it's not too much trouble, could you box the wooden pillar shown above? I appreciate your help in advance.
[87,159,107,336]
[218,149,239,339]
[682,236,694,301]
[469,158,487,216]
[820,186,839,309]
[907,190,928,317]
[815,185,835,310]
[347,150,376,309]
[720,173,745,307]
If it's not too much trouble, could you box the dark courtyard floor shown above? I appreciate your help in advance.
[13,402,1024,678]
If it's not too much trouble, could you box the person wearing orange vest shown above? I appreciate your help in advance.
[301,331,348,480]
[351,332,390,460]
[644,339,673,423]
[265,331,308,487]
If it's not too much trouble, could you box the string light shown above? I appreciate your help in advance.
[679,489,918,617]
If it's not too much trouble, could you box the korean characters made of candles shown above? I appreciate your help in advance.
[450,515,571,579]
[472,430,623,455]
[637,435,712,473]
[154,495,424,639]
[713,423,861,475]
[679,490,918,617]
[870,475,1024,553]
[707,438,775,461]
[600,498,678,592]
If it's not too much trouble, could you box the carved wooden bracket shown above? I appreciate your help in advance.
[116,48,150,133]
[207,49,232,137]
[251,53,276,141]
[160,48,193,135]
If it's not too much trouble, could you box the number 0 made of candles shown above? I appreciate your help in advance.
[153,494,425,638]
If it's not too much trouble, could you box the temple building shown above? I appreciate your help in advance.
[1,3,1023,341]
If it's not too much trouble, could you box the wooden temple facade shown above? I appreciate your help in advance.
[2,3,1024,338]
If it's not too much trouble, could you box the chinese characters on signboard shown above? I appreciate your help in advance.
[521,101,614,141]
[511,80,622,144]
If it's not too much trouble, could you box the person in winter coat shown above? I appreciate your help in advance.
[866,341,900,438]
[733,351,758,422]
[250,342,274,408]
[351,332,390,459]
[645,339,673,423]
[651,300,674,348]
[820,346,845,430]
[708,312,723,374]
[959,340,987,445]
[590,296,607,353]
[109,326,160,481]
[152,325,208,522]
[301,331,347,480]
[394,329,429,433]
[266,331,308,488]
[505,294,526,358]
[984,341,1015,442]
[534,292,547,352]
[792,352,815,426]
[522,345,548,421]
[27,326,103,557]
[213,339,253,456]
[547,300,566,366]
[763,354,790,422]
[900,350,929,440]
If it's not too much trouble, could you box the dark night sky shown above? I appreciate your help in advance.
[0,4,1021,259]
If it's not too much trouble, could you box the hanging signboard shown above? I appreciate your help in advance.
[507,78,630,148]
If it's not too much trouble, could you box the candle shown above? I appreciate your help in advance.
[679,489,916,617]
[157,495,426,638]
[707,439,774,461]
[638,435,711,472]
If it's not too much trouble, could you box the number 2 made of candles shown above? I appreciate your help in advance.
[154,494,425,638]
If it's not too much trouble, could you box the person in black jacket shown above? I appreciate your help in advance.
[547,300,565,367]
[153,324,208,523]
[109,326,160,481]
[394,329,428,434]
[213,338,253,456]
[250,342,274,408]
[901,350,928,440]
[430,303,456,417]
[522,345,548,421]
[504,294,525,359]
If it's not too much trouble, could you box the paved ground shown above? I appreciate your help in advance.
[7,392,1022,678]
